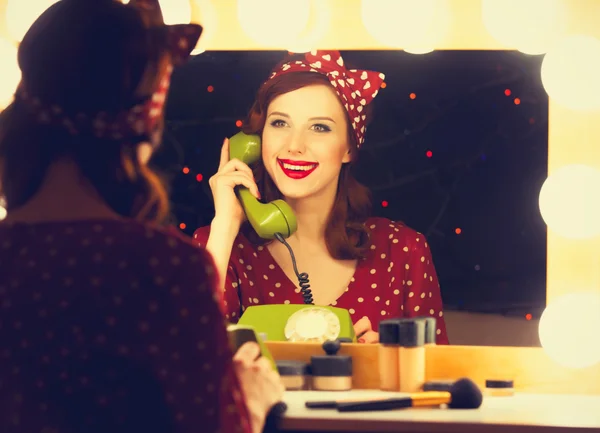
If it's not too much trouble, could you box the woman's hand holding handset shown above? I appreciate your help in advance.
[234,342,285,433]
[205,138,261,291]
[210,137,261,228]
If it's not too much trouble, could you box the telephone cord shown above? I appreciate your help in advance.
[274,232,313,305]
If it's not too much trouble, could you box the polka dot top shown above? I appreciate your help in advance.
[0,219,251,433]
[194,217,449,343]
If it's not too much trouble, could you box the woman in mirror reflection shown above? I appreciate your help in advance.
[195,50,449,345]
[0,1,283,433]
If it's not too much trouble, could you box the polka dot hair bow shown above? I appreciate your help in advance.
[267,50,386,148]
[14,0,202,144]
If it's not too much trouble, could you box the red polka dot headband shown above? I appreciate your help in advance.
[14,0,202,144]
[267,50,385,148]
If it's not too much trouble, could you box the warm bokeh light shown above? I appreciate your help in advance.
[409,93,416,100]
[539,164,600,239]
[381,82,387,89]
[539,292,600,369]
[207,85,214,92]
[196,173,204,182]
[455,228,462,235]
[541,34,600,111]
[525,313,532,321]
[404,47,435,55]
[381,200,389,208]
[287,0,331,53]
[504,89,511,96]
[481,0,567,55]
[514,98,521,105]
[426,150,433,158]
[179,223,187,230]
[182,167,190,174]
[191,0,218,54]
[158,0,192,24]
[235,120,243,128]
[5,0,58,43]
[0,39,21,111]
[361,0,449,53]
[237,0,311,49]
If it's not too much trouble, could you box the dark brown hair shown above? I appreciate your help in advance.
[242,55,374,260]
[0,0,170,223]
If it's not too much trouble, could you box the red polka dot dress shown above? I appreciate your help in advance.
[0,220,251,433]
[194,217,449,344]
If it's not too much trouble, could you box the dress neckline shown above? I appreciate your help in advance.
[259,242,360,307]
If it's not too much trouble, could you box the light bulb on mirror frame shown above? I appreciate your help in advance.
[538,292,600,369]
[286,0,331,54]
[158,0,192,24]
[0,38,21,112]
[540,34,600,111]
[481,0,567,55]
[237,0,311,49]
[361,0,448,52]
[191,0,218,55]
[5,0,59,43]
[538,164,600,239]
[404,47,434,55]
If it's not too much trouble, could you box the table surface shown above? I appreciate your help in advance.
[280,390,600,432]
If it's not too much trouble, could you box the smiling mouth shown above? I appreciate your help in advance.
[277,159,319,179]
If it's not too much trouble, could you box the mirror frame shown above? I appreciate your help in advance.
[194,0,600,306]
[196,0,600,391]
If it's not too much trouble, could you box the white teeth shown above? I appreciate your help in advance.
[282,162,317,171]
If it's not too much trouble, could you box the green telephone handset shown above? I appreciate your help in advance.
[229,131,297,240]
[228,131,356,343]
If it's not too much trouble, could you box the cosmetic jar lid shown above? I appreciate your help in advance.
[398,318,426,347]
[379,319,401,344]
[276,360,309,376]
[311,340,352,377]
[423,317,437,344]
[485,379,514,389]
[423,379,454,392]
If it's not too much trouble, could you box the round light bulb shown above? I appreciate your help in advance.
[286,0,331,53]
[158,0,192,24]
[404,47,434,55]
[541,34,600,111]
[191,0,218,55]
[482,0,567,55]
[538,164,600,239]
[361,0,448,52]
[237,0,310,49]
[539,292,600,369]
[0,39,21,111]
[5,0,59,43]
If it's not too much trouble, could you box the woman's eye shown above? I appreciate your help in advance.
[312,124,331,133]
[270,119,287,128]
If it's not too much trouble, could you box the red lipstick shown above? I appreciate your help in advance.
[278,159,319,180]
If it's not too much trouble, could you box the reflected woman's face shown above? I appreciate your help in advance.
[261,84,352,202]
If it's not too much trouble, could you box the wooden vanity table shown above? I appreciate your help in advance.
[266,342,600,433]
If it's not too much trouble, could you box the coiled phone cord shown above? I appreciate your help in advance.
[274,232,314,305]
